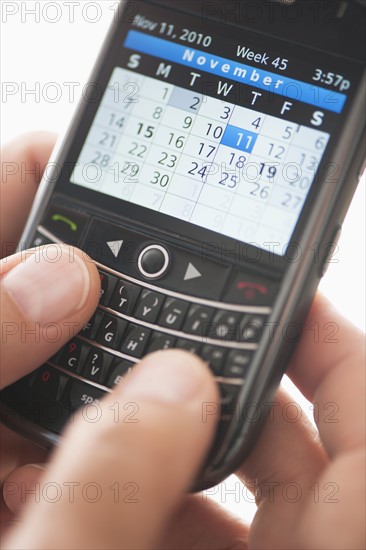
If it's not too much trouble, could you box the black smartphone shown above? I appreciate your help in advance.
[1,0,365,491]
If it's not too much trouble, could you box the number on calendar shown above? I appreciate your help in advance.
[206,123,224,139]
[282,126,295,140]
[137,123,156,139]
[92,152,111,168]
[251,184,270,200]
[158,152,178,168]
[198,143,217,158]
[282,193,302,209]
[252,118,262,130]
[99,132,117,149]
[228,154,246,168]
[183,116,193,129]
[259,163,278,180]
[168,133,186,149]
[129,142,147,158]
[121,162,140,183]
[152,107,164,120]
[220,106,232,120]
[190,97,201,111]
[219,173,239,189]
[268,143,286,160]
[188,162,211,180]
[109,114,125,129]
[151,172,170,188]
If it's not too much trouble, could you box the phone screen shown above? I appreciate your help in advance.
[66,2,361,257]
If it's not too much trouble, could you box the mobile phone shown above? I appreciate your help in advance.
[1,0,365,491]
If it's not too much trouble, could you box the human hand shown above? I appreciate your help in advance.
[1,134,58,491]
[250,294,365,550]
[157,295,365,550]
[0,134,220,549]
[0,133,101,530]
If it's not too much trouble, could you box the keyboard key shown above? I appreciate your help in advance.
[107,360,134,388]
[110,280,141,315]
[201,345,227,376]
[159,298,189,331]
[138,245,170,279]
[159,246,231,300]
[83,347,114,384]
[121,325,151,358]
[99,271,118,306]
[30,232,53,248]
[134,290,165,324]
[81,218,139,274]
[223,271,278,307]
[240,315,267,343]
[147,333,176,353]
[31,365,64,400]
[224,350,253,378]
[97,315,127,350]
[183,305,215,336]
[176,339,201,355]
[219,384,241,417]
[68,380,107,410]
[49,348,63,365]
[41,204,90,245]
[81,310,104,341]
[57,339,87,373]
[207,311,241,342]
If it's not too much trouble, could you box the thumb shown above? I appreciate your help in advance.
[0,245,100,388]
[4,351,219,550]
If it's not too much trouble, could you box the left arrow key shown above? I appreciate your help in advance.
[107,240,124,258]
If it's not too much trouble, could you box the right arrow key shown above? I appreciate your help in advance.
[157,247,231,301]
[184,263,202,281]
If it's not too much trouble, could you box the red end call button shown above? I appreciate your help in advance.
[223,271,278,307]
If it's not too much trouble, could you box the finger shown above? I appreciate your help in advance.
[297,447,366,550]
[0,245,100,388]
[0,425,47,483]
[4,351,220,550]
[234,388,328,549]
[236,387,327,487]
[288,293,364,400]
[235,294,364,488]
[158,495,249,550]
[3,464,45,516]
[224,295,365,549]
[288,293,365,458]
[0,494,17,541]
[4,469,251,550]
[0,132,56,255]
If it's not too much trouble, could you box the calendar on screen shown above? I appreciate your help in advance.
[71,34,332,254]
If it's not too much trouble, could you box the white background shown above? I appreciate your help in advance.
[1,0,365,525]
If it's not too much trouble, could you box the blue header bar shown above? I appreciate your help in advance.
[124,30,346,114]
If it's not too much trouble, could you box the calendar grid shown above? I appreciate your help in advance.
[71,67,330,251]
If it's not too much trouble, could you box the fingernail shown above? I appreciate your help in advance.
[3,246,91,324]
[121,351,210,404]
[26,464,45,472]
